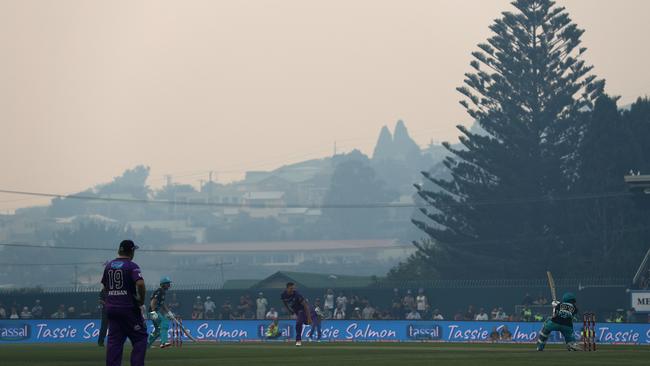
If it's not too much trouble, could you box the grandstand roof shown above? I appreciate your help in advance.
[221,279,261,290]
[252,271,378,289]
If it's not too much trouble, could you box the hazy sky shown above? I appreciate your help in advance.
[1,0,649,212]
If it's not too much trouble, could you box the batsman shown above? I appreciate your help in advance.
[536,292,582,351]
[147,276,175,348]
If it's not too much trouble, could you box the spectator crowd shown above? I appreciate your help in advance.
[0,299,97,320]
[0,288,647,324]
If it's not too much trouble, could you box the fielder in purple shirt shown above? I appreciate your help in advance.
[101,240,147,366]
[280,282,318,346]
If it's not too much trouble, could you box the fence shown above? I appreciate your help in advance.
[2,319,650,344]
[0,277,630,294]
[373,278,629,289]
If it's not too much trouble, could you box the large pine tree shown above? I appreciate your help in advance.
[405,0,604,279]
[559,96,650,277]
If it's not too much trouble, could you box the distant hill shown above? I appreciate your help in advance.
[369,120,448,195]
[372,120,421,162]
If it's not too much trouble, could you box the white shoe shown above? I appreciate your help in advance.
[567,342,582,351]
[295,341,302,347]
[160,342,172,349]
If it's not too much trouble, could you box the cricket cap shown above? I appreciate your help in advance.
[119,240,139,252]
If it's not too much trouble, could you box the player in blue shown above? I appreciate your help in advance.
[101,239,147,366]
[307,298,324,341]
[280,282,318,346]
[536,292,582,351]
[147,276,175,348]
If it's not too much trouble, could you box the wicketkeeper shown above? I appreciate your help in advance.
[147,276,175,348]
[536,292,582,351]
[265,318,281,339]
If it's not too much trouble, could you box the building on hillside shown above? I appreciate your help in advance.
[242,191,285,207]
[256,167,330,205]
[157,160,331,224]
[127,220,205,243]
[209,207,321,234]
[0,214,56,243]
[178,184,245,206]
[212,207,243,224]
[172,191,211,204]
[236,160,333,205]
[168,239,409,266]
[162,239,414,282]
[277,208,321,225]
[86,193,148,219]
[54,214,118,226]
[241,191,285,218]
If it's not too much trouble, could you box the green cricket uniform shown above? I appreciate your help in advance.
[542,304,578,342]
[147,287,170,347]
[265,322,280,339]
[537,298,579,350]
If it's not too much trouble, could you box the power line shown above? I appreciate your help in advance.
[0,243,114,251]
[0,262,228,271]
[0,188,633,209]
[1,224,649,253]
[0,262,104,266]
[0,242,411,252]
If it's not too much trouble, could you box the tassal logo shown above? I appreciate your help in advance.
[407,324,441,340]
[0,323,31,341]
[257,324,291,338]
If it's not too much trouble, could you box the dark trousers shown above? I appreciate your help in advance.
[105,307,147,366]
[295,309,319,342]
[98,308,108,345]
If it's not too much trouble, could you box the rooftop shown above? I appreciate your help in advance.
[55,214,118,224]
[240,271,379,289]
[168,239,405,253]
[242,191,285,200]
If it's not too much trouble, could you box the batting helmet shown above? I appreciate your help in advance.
[562,292,576,303]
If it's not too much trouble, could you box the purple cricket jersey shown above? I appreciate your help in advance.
[281,289,308,314]
[281,289,319,342]
[101,258,143,308]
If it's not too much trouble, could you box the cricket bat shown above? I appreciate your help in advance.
[172,317,198,342]
[546,270,557,302]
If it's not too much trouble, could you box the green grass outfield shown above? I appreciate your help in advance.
[1,342,647,366]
